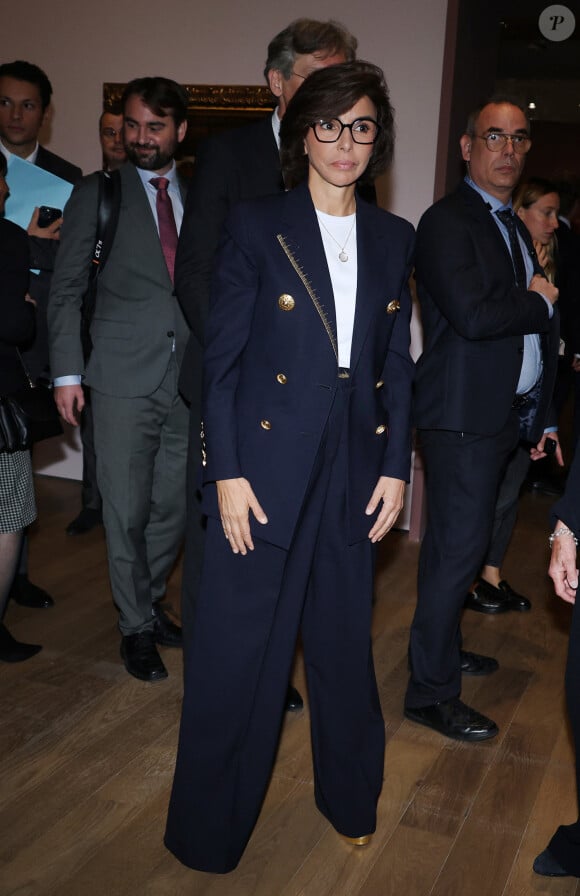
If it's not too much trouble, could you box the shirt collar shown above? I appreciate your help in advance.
[464,175,512,214]
[136,159,178,189]
[272,108,281,150]
[0,139,39,165]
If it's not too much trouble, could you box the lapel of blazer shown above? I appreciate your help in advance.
[457,181,516,274]
[457,181,545,280]
[276,183,338,363]
[120,163,171,282]
[349,200,386,373]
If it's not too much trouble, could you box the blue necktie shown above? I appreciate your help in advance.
[496,209,527,289]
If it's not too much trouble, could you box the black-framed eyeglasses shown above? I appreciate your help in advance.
[310,117,381,144]
[291,70,307,81]
[476,132,532,154]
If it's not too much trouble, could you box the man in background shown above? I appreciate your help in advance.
[406,97,560,742]
[99,108,126,172]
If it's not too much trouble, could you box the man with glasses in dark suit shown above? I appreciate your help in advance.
[405,96,560,742]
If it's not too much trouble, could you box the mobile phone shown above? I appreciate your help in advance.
[544,436,557,456]
[37,206,62,227]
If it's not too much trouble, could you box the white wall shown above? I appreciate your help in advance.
[7,0,448,483]
[5,0,447,225]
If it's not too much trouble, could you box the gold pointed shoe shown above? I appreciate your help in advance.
[341,834,372,847]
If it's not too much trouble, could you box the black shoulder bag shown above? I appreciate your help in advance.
[0,351,63,453]
[80,169,122,361]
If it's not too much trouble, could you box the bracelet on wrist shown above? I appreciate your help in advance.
[549,527,579,548]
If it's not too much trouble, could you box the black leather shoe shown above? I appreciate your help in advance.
[152,603,183,647]
[65,508,102,536]
[120,631,168,682]
[467,578,531,613]
[533,848,572,877]
[0,624,42,662]
[495,579,531,611]
[285,684,303,712]
[526,476,564,497]
[460,649,499,676]
[10,575,54,608]
[404,696,498,742]
[464,583,510,614]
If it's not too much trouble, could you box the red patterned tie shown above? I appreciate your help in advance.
[150,176,178,284]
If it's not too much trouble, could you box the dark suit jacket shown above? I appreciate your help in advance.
[175,116,282,408]
[0,218,35,395]
[414,181,560,443]
[201,182,415,550]
[19,145,82,380]
[48,162,189,397]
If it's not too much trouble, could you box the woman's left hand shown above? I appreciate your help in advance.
[217,477,268,556]
[366,476,405,542]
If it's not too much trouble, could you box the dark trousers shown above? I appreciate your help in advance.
[406,415,520,709]
[548,596,580,874]
[92,357,188,635]
[165,379,385,873]
[80,388,102,513]
[179,405,205,650]
[484,443,531,569]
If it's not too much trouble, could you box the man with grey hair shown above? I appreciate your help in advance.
[405,95,560,741]
[175,17,357,711]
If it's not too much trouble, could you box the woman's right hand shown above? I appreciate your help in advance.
[533,238,549,271]
[217,477,268,555]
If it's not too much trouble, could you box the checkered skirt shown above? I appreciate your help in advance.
[0,450,37,533]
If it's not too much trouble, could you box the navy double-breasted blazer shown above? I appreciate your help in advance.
[201,182,415,550]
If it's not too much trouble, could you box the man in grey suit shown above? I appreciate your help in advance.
[48,77,190,682]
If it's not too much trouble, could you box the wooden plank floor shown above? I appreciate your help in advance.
[2,474,578,895]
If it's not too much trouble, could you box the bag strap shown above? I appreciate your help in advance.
[89,168,122,282]
[15,348,35,388]
[81,169,122,361]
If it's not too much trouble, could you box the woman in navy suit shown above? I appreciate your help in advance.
[165,61,415,874]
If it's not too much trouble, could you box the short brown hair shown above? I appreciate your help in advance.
[121,77,188,127]
[280,61,394,189]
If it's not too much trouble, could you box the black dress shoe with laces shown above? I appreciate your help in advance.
[285,684,303,712]
[0,624,42,662]
[121,631,168,681]
[533,849,572,877]
[460,649,499,676]
[65,508,103,536]
[152,603,183,647]
[404,696,498,741]
[10,575,54,608]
